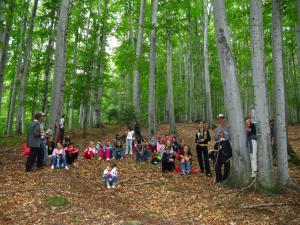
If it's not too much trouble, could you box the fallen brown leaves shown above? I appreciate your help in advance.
[0,123,299,225]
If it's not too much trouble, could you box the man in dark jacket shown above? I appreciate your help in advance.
[25,112,45,172]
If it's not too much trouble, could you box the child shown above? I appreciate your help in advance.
[177,145,192,175]
[95,141,102,157]
[132,139,139,153]
[148,137,157,153]
[100,140,112,161]
[151,140,165,165]
[83,141,95,159]
[65,142,79,165]
[51,142,69,170]
[113,140,124,160]
[63,136,71,148]
[47,137,55,156]
[125,127,134,155]
[214,131,232,183]
[103,163,118,189]
[162,145,176,172]
[136,139,151,161]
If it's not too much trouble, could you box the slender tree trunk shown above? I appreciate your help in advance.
[50,0,72,142]
[188,11,194,123]
[133,0,146,117]
[272,0,291,186]
[16,0,39,134]
[297,0,300,75]
[184,51,189,122]
[6,0,29,135]
[0,1,14,114]
[250,0,276,190]
[213,0,251,187]
[167,32,176,133]
[204,0,213,126]
[148,0,158,137]
[125,71,130,109]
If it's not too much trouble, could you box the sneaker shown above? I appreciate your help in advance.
[65,166,69,170]
[112,184,116,188]
[206,173,212,177]
[106,158,110,161]
[107,185,111,189]
[98,158,102,160]
[51,165,54,170]
[113,157,116,160]
[120,157,124,160]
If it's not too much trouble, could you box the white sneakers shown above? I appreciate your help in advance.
[51,165,54,170]
[107,185,111,189]
[65,166,69,170]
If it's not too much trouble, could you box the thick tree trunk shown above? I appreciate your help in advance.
[0,1,14,114]
[272,0,290,186]
[148,0,158,137]
[250,0,276,190]
[204,0,213,126]
[16,0,39,134]
[50,0,72,142]
[213,0,251,187]
[133,0,146,117]
[167,32,176,133]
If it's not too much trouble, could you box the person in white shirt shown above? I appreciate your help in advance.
[125,127,134,155]
[59,114,65,143]
[102,164,118,189]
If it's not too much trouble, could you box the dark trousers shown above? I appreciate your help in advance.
[215,158,230,183]
[196,145,211,174]
[25,147,43,171]
[60,128,65,144]
[162,161,175,172]
[66,152,78,164]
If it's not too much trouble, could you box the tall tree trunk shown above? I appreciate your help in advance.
[296,0,300,122]
[133,0,146,117]
[188,10,194,123]
[16,0,39,134]
[167,32,176,133]
[272,0,291,186]
[95,0,108,128]
[250,0,276,190]
[204,0,213,126]
[0,1,14,114]
[42,9,56,114]
[50,0,72,142]
[213,0,251,187]
[69,31,78,129]
[6,0,29,135]
[148,0,158,137]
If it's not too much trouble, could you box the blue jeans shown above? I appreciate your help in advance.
[51,155,67,168]
[126,139,133,154]
[180,161,191,174]
[103,175,118,186]
[113,150,124,159]
[136,150,151,161]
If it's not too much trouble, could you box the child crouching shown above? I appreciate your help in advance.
[103,163,118,189]
[83,141,95,159]
[177,145,192,175]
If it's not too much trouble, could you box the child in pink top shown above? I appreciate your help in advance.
[51,143,68,170]
[99,140,111,160]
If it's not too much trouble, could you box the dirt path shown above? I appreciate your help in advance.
[0,123,300,225]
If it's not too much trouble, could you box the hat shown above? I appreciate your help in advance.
[217,113,225,119]
[40,112,47,116]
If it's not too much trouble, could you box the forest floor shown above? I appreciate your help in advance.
[0,123,300,225]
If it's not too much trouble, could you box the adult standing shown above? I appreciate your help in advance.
[25,112,45,172]
[195,121,212,176]
[59,114,65,143]
[214,114,231,141]
[134,121,142,143]
[246,117,257,178]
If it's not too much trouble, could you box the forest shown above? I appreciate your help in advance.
[0,0,300,224]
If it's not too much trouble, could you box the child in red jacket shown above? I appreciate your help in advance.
[65,143,79,164]
[83,141,95,159]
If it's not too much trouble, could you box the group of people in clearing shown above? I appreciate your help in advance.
[24,112,258,188]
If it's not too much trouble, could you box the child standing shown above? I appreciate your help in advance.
[51,142,69,170]
[125,127,134,155]
[177,145,192,175]
[103,163,118,189]
[83,141,95,159]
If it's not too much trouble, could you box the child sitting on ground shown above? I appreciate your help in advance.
[99,139,112,161]
[113,140,124,160]
[51,142,69,170]
[151,139,165,165]
[103,163,118,189]
[162,144,176,172]
[65,142,79,165]
[83,141,95,159]
[95,140,102,158]
[136,139,151,162]
[177,145,192,175]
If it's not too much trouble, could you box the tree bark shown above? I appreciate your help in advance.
[167,32,176,133]
[133,0,146,117]
[16,0,39,134]
[213,0,251,187]
[272,0,291,186]
[250,0,276,190]
[203,0,213,126]
[50,0,72,142]
[0,1,14,114]
[148,0,158,137]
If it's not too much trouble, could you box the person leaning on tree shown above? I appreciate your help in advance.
[25,112,46,172]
